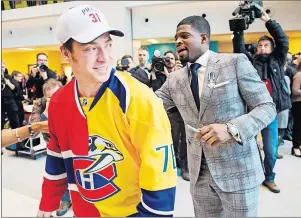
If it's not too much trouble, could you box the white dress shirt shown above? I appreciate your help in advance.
[188,50,210,98]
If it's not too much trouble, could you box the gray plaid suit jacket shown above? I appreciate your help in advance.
[156,51,277,192]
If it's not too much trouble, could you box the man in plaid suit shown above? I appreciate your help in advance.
[156,16,276,217]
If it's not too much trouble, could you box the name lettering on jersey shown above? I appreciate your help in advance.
[74,135,124,202]
[156,144,177,173]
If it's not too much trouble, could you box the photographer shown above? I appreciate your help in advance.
[1,61,20,131]
[26,53,57,98]
[162,51,189,180]
[233,10,289,193]
[129,46,152,86]
[117,55,135,72]
[149,50,182,92]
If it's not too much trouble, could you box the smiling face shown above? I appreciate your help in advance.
[60,33,114,84]
[175,24,209,63]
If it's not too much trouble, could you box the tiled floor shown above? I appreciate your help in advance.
[1,141,301,217]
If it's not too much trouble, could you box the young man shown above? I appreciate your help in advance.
[37,5,176,217]
[156,16,276,217]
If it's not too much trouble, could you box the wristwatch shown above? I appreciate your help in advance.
[28,124,35,138]
[226,122,242,145]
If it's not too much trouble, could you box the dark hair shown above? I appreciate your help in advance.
[138,46,149,52]
[36,53,48,61]
[122,55,133,61]
[177,16,211,39]
[258,35,275,49]
[164,50,179,61]
[63,38,75,53]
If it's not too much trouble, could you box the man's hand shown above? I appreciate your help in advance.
[196,124,232,146]
[40,71,48,80]
[162,66,170,77]
[37,210,52,217]
[260,11,271,23]
[175,60,183,71]
[4,78,10,85]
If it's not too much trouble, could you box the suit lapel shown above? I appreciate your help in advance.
[198,51,220,121]
[178,65,199,117]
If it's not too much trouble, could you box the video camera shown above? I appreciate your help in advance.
[151,50,171,72]
[34,64,48,78]
[229,0,263,32]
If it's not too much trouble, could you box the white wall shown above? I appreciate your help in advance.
[2,1,301,60]
[132,1,301,39]
[2,1,133,60]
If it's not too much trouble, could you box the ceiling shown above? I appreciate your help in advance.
[2,31,300,53]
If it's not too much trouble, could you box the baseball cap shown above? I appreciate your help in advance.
[56,4,124,44]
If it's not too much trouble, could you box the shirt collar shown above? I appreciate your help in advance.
[188,50,210,69]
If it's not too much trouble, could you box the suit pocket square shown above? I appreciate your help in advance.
[213,80,230,88]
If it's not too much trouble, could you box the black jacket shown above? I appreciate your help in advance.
[26,68,57,98]
[129,66,150,86]
[233,19,290,112]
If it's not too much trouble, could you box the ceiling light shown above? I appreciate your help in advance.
[147,39,159,44]
[17,47,35,51]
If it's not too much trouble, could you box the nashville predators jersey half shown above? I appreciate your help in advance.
[39,68,177,217]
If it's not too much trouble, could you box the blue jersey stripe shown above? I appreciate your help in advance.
[45,155,66,175]
[136,187,176,216]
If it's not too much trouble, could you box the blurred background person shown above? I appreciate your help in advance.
[130,46,152,86]
[291,62,301,157]
[11,71,26,126]
[26,53,57,99]
[29,79,72,216]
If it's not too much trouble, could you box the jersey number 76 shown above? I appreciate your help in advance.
[156,144,177,172]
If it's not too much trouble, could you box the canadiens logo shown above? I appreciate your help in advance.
[73,135,124,202]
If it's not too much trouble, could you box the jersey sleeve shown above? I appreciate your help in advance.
[39,103,68,212]
[127,89,177,217]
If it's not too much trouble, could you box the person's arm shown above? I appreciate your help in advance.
[127,89,177,217]
[229,54,277,145]
[38,102,68,217]
[292,72,301,96]
[232,31,253,62]
[263,12,289,65]
[1,121,48,148]
[29,99,43,124]
[4,78,15,90]
[155,74,176,111]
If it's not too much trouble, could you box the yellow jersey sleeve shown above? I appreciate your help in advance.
[126,81,177,216]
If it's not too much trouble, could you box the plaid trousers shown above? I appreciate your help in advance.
[190,155,260,217]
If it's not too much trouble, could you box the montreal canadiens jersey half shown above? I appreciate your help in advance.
[39,68,177,217]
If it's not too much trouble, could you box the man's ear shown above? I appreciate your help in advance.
[201,34,209,44]
[60,46,70,60]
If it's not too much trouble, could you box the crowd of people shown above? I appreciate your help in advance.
[1,3,301,217]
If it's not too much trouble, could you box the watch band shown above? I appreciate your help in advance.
[28,124,35,138]
[15,129,22,143]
